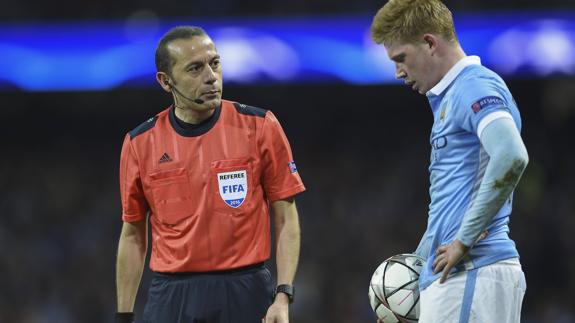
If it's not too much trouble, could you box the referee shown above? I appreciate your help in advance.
[115,26,305,323]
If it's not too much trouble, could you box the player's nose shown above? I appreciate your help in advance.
[395,67,406,80]
[395,71,406,80]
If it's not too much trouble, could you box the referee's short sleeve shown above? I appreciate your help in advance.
[119,134,148,222]
[259,112,305,202]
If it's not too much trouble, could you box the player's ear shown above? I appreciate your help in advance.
[422,34,435,48]
[422,34,438,54]
[156,72,172,92]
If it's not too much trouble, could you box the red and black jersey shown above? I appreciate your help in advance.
[119,100,305,272]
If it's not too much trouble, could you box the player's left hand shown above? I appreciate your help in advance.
[432,239,469,284]
[262,294,289,323]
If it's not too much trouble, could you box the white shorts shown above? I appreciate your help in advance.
[419,258,526,323]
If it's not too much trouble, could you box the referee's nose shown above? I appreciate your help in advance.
[203,64,218,85]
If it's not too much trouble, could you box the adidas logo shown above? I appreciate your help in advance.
[159,153,172,164]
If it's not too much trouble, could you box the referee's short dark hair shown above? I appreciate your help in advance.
[155,26,208,76]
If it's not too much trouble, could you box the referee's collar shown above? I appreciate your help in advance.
[427,55,481,97]
[169,103,222,137]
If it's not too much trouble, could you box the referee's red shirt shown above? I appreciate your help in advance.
[119,100,305,272]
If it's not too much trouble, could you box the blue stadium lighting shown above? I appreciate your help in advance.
[0,12,574,91]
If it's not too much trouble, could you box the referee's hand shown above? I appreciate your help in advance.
[263,293,289,323]
[115,312,134,323]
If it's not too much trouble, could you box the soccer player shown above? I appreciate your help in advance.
[115,26,305,323]
[371,1,529,322]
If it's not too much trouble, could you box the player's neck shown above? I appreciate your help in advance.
[174,105,215,125]
[439,45,467,79]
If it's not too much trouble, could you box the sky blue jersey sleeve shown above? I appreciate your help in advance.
[456,117,529,246]
[455,78,515,135]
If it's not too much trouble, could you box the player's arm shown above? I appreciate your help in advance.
[433,116,528,282]
[116,218,148,321]
[265,198,301,322]
[456,116,528,246]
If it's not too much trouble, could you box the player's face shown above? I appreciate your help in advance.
[167,35,223,110]
[385,40,437,95]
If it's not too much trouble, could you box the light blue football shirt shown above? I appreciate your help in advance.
[418,56,522,290]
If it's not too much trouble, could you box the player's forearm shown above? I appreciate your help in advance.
[271,199,301,285]
[116,221,147,312]
[457,118,528,247]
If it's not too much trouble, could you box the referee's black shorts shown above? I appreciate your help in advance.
[142,263,274,323]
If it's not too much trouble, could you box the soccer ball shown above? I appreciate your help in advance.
[368,254,425,322]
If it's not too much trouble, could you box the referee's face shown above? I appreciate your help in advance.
[167,35,223,111]
[385,40,437,95]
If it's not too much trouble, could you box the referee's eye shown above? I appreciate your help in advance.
[210,59,221,70]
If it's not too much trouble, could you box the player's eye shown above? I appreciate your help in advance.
[210,59,221,69]
[392,54,405,63]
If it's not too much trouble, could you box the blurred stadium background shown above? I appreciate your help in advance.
[1,0,574,322]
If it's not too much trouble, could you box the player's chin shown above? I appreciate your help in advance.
[408,82,424,95]
[417,86,429,95]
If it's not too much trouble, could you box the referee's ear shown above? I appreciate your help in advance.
[156,72,172,93]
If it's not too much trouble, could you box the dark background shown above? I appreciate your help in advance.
[2,80,575,322]
[1,0,573,21]
[1,0,575,322]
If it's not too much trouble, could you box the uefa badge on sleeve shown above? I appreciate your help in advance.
[288,161,298,173]
[217,170,248,208]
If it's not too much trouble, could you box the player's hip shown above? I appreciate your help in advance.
[419,258,526,323]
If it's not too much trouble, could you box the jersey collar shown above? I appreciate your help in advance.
[427,55,481,97]
[169,103,222,137]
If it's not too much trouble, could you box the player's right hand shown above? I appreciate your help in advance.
[475,230,488,244]
[433,239,469,283]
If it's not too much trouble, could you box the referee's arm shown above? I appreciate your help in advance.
[265,198,301,322]
[116,218,148,314]
[271,198,300,289]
